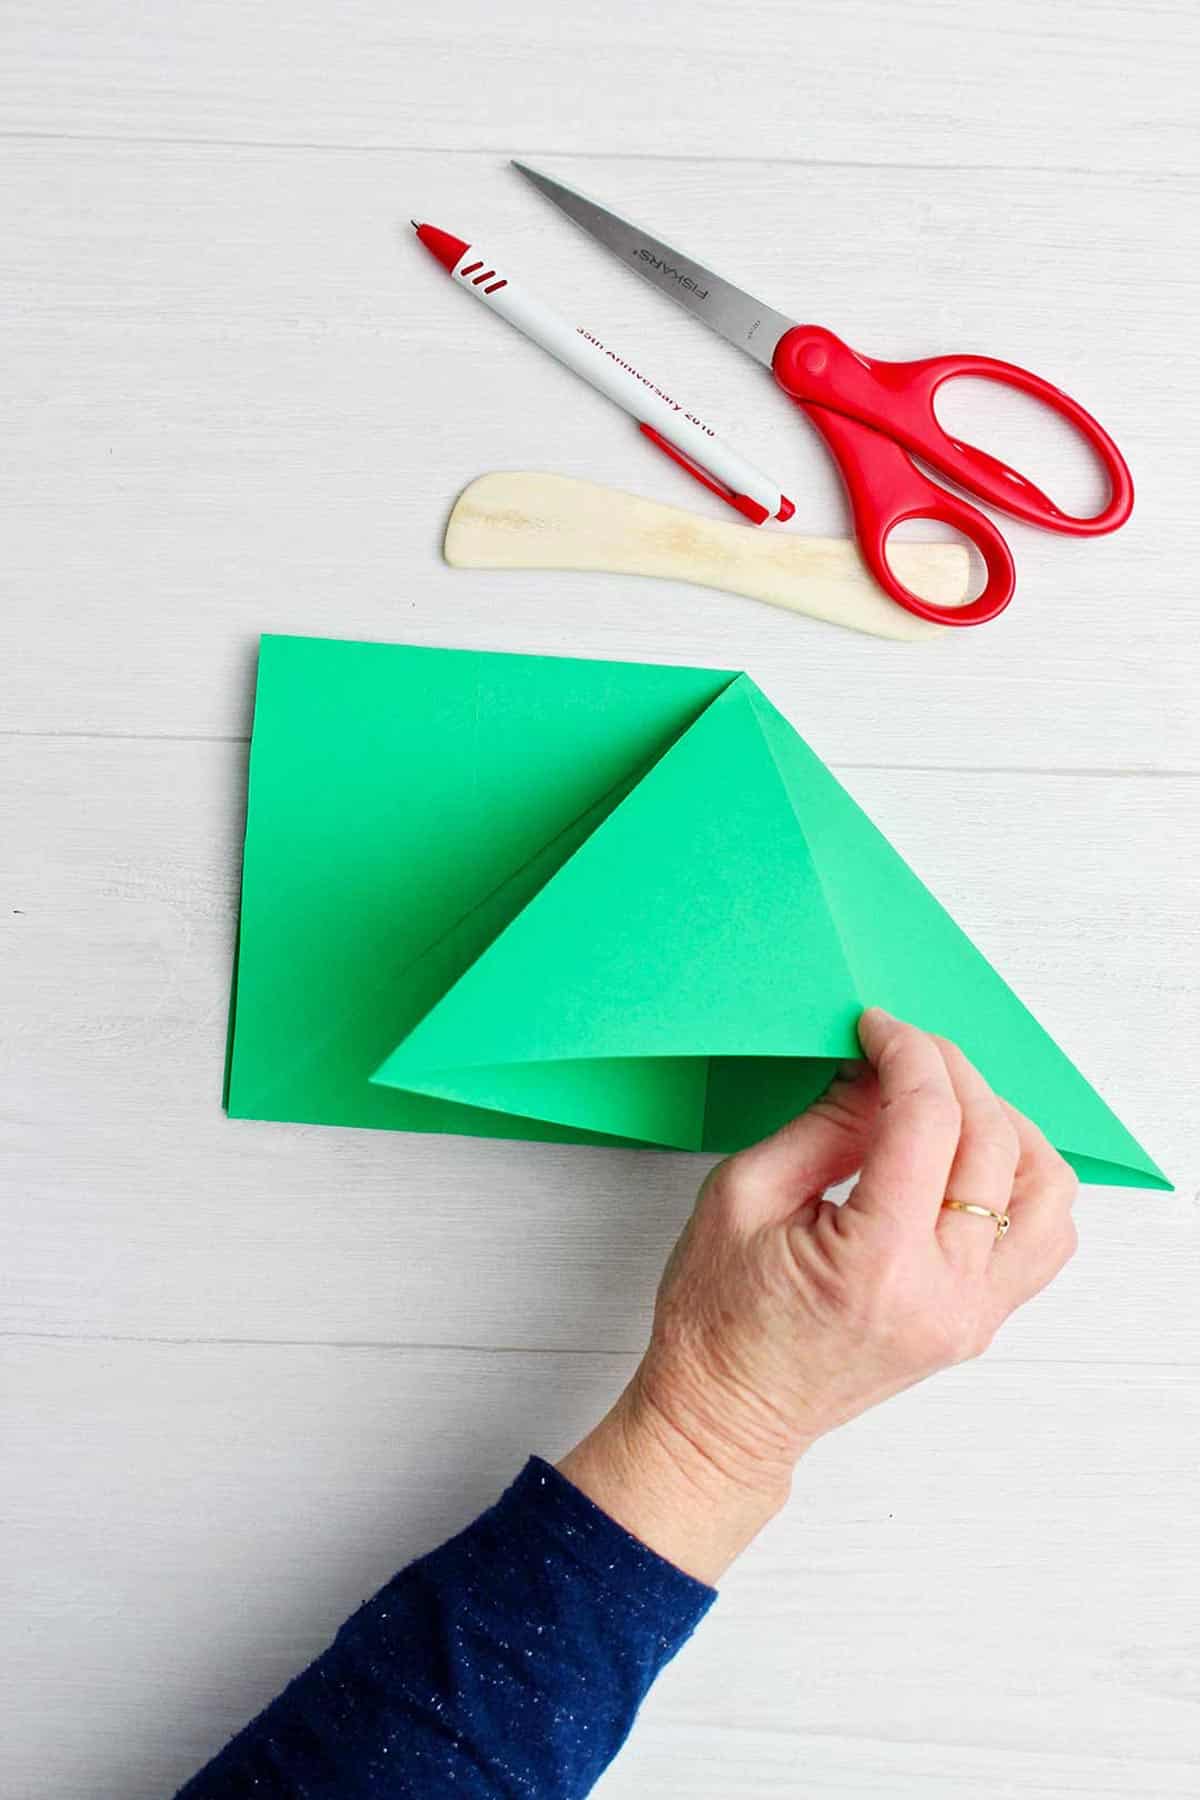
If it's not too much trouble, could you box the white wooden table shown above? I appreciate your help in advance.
[4,5,1199,1795]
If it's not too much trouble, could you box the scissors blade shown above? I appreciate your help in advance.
[511,161,793,369]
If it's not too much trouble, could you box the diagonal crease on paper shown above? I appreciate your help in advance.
[225,635,1168,1188]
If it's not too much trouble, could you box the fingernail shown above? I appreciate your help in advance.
[860,1006,894,1029]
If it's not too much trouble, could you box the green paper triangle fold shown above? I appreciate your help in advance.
[370,672,1167,1188]
[226,636,1166,1188]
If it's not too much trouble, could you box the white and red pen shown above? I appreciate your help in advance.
[412,222,794,526]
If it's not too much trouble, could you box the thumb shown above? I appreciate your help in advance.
[730,1063,880,1226]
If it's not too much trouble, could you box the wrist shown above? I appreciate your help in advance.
[557,1368,791,1586]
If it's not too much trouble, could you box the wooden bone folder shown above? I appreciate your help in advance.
[444,472,971,641]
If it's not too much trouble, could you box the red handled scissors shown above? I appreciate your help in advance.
[513,162,1133,628]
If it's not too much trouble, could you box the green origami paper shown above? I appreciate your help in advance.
[225,634,1167,1189]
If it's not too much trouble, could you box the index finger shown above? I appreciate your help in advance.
[844,1009,962,1232]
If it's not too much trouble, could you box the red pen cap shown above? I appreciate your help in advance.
[413,222,469,272]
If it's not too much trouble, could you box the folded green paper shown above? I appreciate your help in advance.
[225,634,1166,1188]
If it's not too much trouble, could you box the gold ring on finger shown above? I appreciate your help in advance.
[941,1199,1011,1241]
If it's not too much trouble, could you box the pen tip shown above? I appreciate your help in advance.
[410,219,420,230]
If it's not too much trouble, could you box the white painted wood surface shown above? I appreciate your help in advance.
[2,5,1198,1796]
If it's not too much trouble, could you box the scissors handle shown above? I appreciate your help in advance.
[773,324,1134,536]
[800,400,1015,625]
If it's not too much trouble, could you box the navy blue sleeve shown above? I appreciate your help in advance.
[175,1456,716,1799]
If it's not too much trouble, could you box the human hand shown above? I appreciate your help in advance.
[559,1008,1079,1584]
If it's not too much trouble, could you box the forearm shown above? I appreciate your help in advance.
[174,1458,714,1800]
[177,1014,1072,1800]
[558,1373,790,1586]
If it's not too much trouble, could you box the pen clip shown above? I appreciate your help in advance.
[637,423,793,526]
